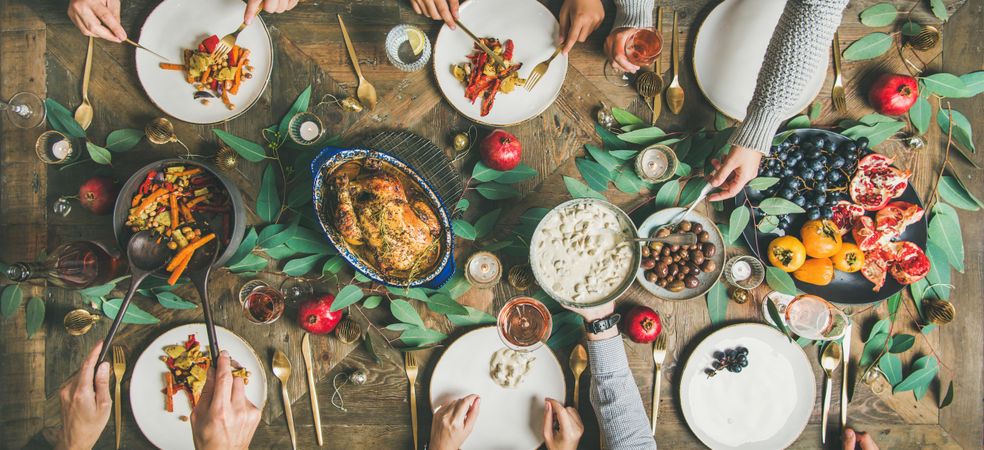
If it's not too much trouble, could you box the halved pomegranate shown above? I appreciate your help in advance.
[875,201,924,240]
[850,154,912,211]
[830,201,866,235]
[852,216,884,252]
[861,249,889,292]
[888,241,930,285]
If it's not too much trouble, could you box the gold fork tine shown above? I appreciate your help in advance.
[404,352,419,450]
[650,335,668,435]
[112,346,126,449]
[525,47,561,91]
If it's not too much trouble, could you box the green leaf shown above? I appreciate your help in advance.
[959,71,984,96]
[859,3,898,27]
[859,332,889,368]
[894,361,939,397]
[363,295,383,309]
[25,297,44,338]
[595,124,632,149]
[938,175,983,210]
[924,240,951,299]
[675,162,692,177]
[940,380,954,408]
[613,167,645,194]
[887,292,902,317]
[563,176,606,200]
[213,129,266,162]
[448,306,496,327]
[910,278,930,316]
[425,293,468,316]
[929,0,948,21]
[713,111,729,131]
[286,227,334,255]
[362,332,381,363]
[455,198,470,213]
[354,273,370,283]
[227,254,268,273]
[329,284,364,312]
[388,286,430,302]
[77,283,115,299]
[474,182,521,200]
[390,299,424,327]
[228,228,258,266]
[929,203,964,272]
[101,298,160,324]
[612,107,644,126]
[766,296,792,342]
[653,181,680,209]
[322,255,347,275]
[278,85,312,135]
[399,327,447,347]
[576,158,611,191]
[772,130,796,147]
[585,144,620,172]
[258,223,296,249]
[105,129,143,152]
[547,311,584,350]
[1,285,24,319]
[841,121,906,146]
[922,73,967,97]
[747,177,780,191]
[496,164,538,184]
[609,150,639,160]
[728,206,750,244]
[879,353,903,386]
[617,127,666,145]
[901,21,922,36]
[481,240,514,252]
[757,215,780,233]
[909,95,932,135]
[679,178,709,206]
[440,274,472,299]
[766,267,798,296]
[286,181,312,209]
[758,197,806,215]
[156,292,197,309]
[706,282,728,324]
[263,243,297,260]
[386,323,416,332]
[452,219,477,240]
[785,115,811,129]
[860,113,899,125]
[842,32,893,61]
[889,334,915,353]
[808,101,823,121]
[472,161,503,182]
[86,142,112,165]
[921,323,936,335]
[44,99,86,138]
[282,254,323,276]
[473,209,501,239]
[937,108,975,152]
[257,164,281,223]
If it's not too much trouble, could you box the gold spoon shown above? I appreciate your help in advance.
[665,11,685,115]
[337,14,377,110]
[569,344,588,409]
[272,350,298,450]
[820,342,842,445]
[74,37,94,130]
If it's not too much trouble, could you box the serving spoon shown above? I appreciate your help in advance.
[820,342,842,444]
[569,344,588,409]
[184,232,221,362]
[630,232,697,246]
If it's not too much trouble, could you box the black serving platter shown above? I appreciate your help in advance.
[735,128,927,305]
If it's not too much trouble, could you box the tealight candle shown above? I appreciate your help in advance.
[299,121,320,141]
[634,145,678,183]
[730,260,751,282]
[465,251,502,288]
[51,139,71,161]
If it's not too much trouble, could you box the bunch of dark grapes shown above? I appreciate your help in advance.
[705,347,749,377]
[748,133,873,233]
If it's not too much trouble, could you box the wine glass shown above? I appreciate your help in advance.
[604,28,663,86]
[497,296,552,352]
[784,294,849,341]
[1,91,46,129]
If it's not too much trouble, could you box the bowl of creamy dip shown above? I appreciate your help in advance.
[529,199,640,308]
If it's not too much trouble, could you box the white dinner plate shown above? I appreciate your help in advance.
[429,327,566,450]
[433,0,567,126]
[693,0,828,120]
[135,0,273,124]
[636,207,726,301]
[680,323,815,449]
[130,323,267,450]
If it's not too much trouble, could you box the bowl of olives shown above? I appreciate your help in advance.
[635,208,726,300]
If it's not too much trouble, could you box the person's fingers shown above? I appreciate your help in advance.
[542,399,555,441]
[108,0,121,23]
[424,0,441,20]
[94,362,112,408]
[230,375,248,407]
[613,54,640,73]
[464,395,481,429]
[577,22,591,43]
[708,178,742,201]
[545,398,574,431]
[564,406,583,429]
[708,156,737,187]
[857,431,879,450]
[434,0,455,29]
[244,0,263,23]
[558,3,570,48]
[563,23,582,55]
[196,365,216,411]
[263,0,279,14]
[448,0,460,19]
[451,394,478,424]
[94,4,127,42]
[842,427,857,450]
[411,0,422,15]
[211,351,234,408]
[77,340,105,393]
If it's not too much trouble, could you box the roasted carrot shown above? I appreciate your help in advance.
[186,195,208,208]
[229,46,239,66]
[169,194,179,231]
[133,188,168,212]
[166,233,216,272]
[200,66,211,84]
[165,372,175,412]
[131,193,144,207]
[230,70,242,95]
[180,204,194,222]
[172,168,202,177]
[159,63,185,70]
[167,252,191,285]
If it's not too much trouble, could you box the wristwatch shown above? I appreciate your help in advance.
[584,313,621,335]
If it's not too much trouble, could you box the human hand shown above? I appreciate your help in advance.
[410,0,460,29]
[562,301,617,340]
[542,398,583,450]
[604,27,641,74]
[245,0,299,24]
[190,351,262,450]
[707,145,764,201]
[843,427,880,450]
[67,0,126,43]
[429,394,481,450]
[56,341,112,450]
[558,0,604,55]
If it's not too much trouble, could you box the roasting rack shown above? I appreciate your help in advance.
[363,130,465,211]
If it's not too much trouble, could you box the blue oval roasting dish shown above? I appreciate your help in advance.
[311,146,455,289]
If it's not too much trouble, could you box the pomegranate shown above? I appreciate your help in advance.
[875,201,924,239]
[852,216,884,252]
[830,201,865,236]
[860,249,890,292]
[888,241,930,285]
[297,294,343,334]
[868,73,918,116]
[479,129,522,171]
[78,176,118,215]
[850,154,911,211]
[621,305,662,343]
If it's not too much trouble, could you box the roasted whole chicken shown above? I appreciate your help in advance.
[333,159,442,277]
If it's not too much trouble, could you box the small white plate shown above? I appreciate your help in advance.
[693,0,828,120]
[680,323,815,449]
[433,0,567,126]
[636,207,726,301]
[429,327,566,450]
[135,0,273,124]
[130,323,267,450]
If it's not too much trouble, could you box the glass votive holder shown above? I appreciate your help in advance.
[634,144,678,183]
[36,130,79,164]
[287,112,325,146]
[723,255,765,290]
[242,285,286,325]
[280,277,313,303]
[385,24,431,72]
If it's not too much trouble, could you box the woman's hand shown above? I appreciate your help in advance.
[190,351,262,450]
[707,145,764,201]
[558,0,604,55]
[542,398,583,450]
[410,0,460,29]
[843,427,880,450]
[56,341,112,450]
[430,394,481,450]
[604,27,641,74]
[67,0,127,42]
[245,0,299,23]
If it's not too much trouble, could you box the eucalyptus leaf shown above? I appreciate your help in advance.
[156,292,197,309]
[399,327,447,347]
[940,380,954,408]
[44,99,86,138]
[228,228,258,266]
[758,197,806,215]
[77,283,115,299]
[929,204,964,272]
[362,332,381,363]
[330,284,364,312]
[859,113,898,125]
[887,292,902,317]
[257,164,281,223]
[576,158,611,191]
[106,129,144,152]
[613,167,646,194]
[101,298,160,324]
[612,107,644,126]
[728,207,750,243]
[929,0,948,22]
[455,198,470,213]
[278,85,312,135]
[227,254,268,273]
[547,311,584,350]
[757,215,780,233]
[675,162,692,177]
[901,21,921,36]
[938,175,983,210]
[563,176,606,200]
[322,255,347,275]
[472,161,503,182]
[959,71,984,96]
[387,286,430,302]
[390,299,425,327]
[766,296,792,342]
[595,124,632,149]
[924,241,951,299]
[473,209,501,239]
[86,142,112,165]
[440,273,472,299]
[937,108,975,152]
[841,121,906,146]
[859,332,889,368]
[354,273,370,282]
[496,164,538,184]
[785,115,811,129]
[766,267,797,296]
[713,112,728,131]
[842,32,893,61]
[617,127,666,145]
[909,95,932,135]
[894,361,939,398]
[286,182,312,209]
[264,244,299,260]
[282,254,322,276]
[889,334,915,353]
[879,353,903,386]
[706,282,728,324]
[285,227,335,255]
[867,318,892,342]
[474,182,521,200]
[609,150,639,160]
[747,177,780,190]
[213,129,266,162]
[447,306,496,326]
[585,144,620,172]
[1,285,24,319]
[363,295,383,309]
[452,219,477,240]
[809,101,822,121]
[386,323,415,332]
[258,223,295,249]
[922,73,967,98]
[859,3,897,27]
[425,293,468,316]
[653,181,680,209]
[678,178,709,207]
[25,297,45,338]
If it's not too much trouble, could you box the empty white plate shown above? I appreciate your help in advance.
[693,0,828,120]
[135,0,273,124]
[433,0,567,126]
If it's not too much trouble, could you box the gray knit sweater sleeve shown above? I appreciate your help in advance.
[587,336,657,450]
[613,0,654,29]
[730,0,849,154]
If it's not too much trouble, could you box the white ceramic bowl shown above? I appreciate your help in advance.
[635,208,726,301]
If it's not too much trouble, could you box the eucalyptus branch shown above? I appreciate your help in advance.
[925,100,955,212]
[900,293,952,373]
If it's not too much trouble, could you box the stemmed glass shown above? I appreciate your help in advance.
[784,294,850,341]
[604,28,663,87]
[1,91,46,129]
[497,296,552,352]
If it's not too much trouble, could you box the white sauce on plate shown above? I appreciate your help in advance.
[490,348,535,388]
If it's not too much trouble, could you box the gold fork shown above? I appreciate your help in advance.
[211,10,260,61]
[112,345,126,449]
[650,334,667,436]
[405,351,419,450]
[831,32,847,112]
[525,47,562,91]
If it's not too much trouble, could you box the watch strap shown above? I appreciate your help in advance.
[585,313,621,334]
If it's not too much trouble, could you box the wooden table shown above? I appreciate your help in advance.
[1,0,981,448]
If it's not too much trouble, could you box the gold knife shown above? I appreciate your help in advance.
[123,39,169,61]
[651,7,664,125]
[453,19,506,66]
[301,334,323,446]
